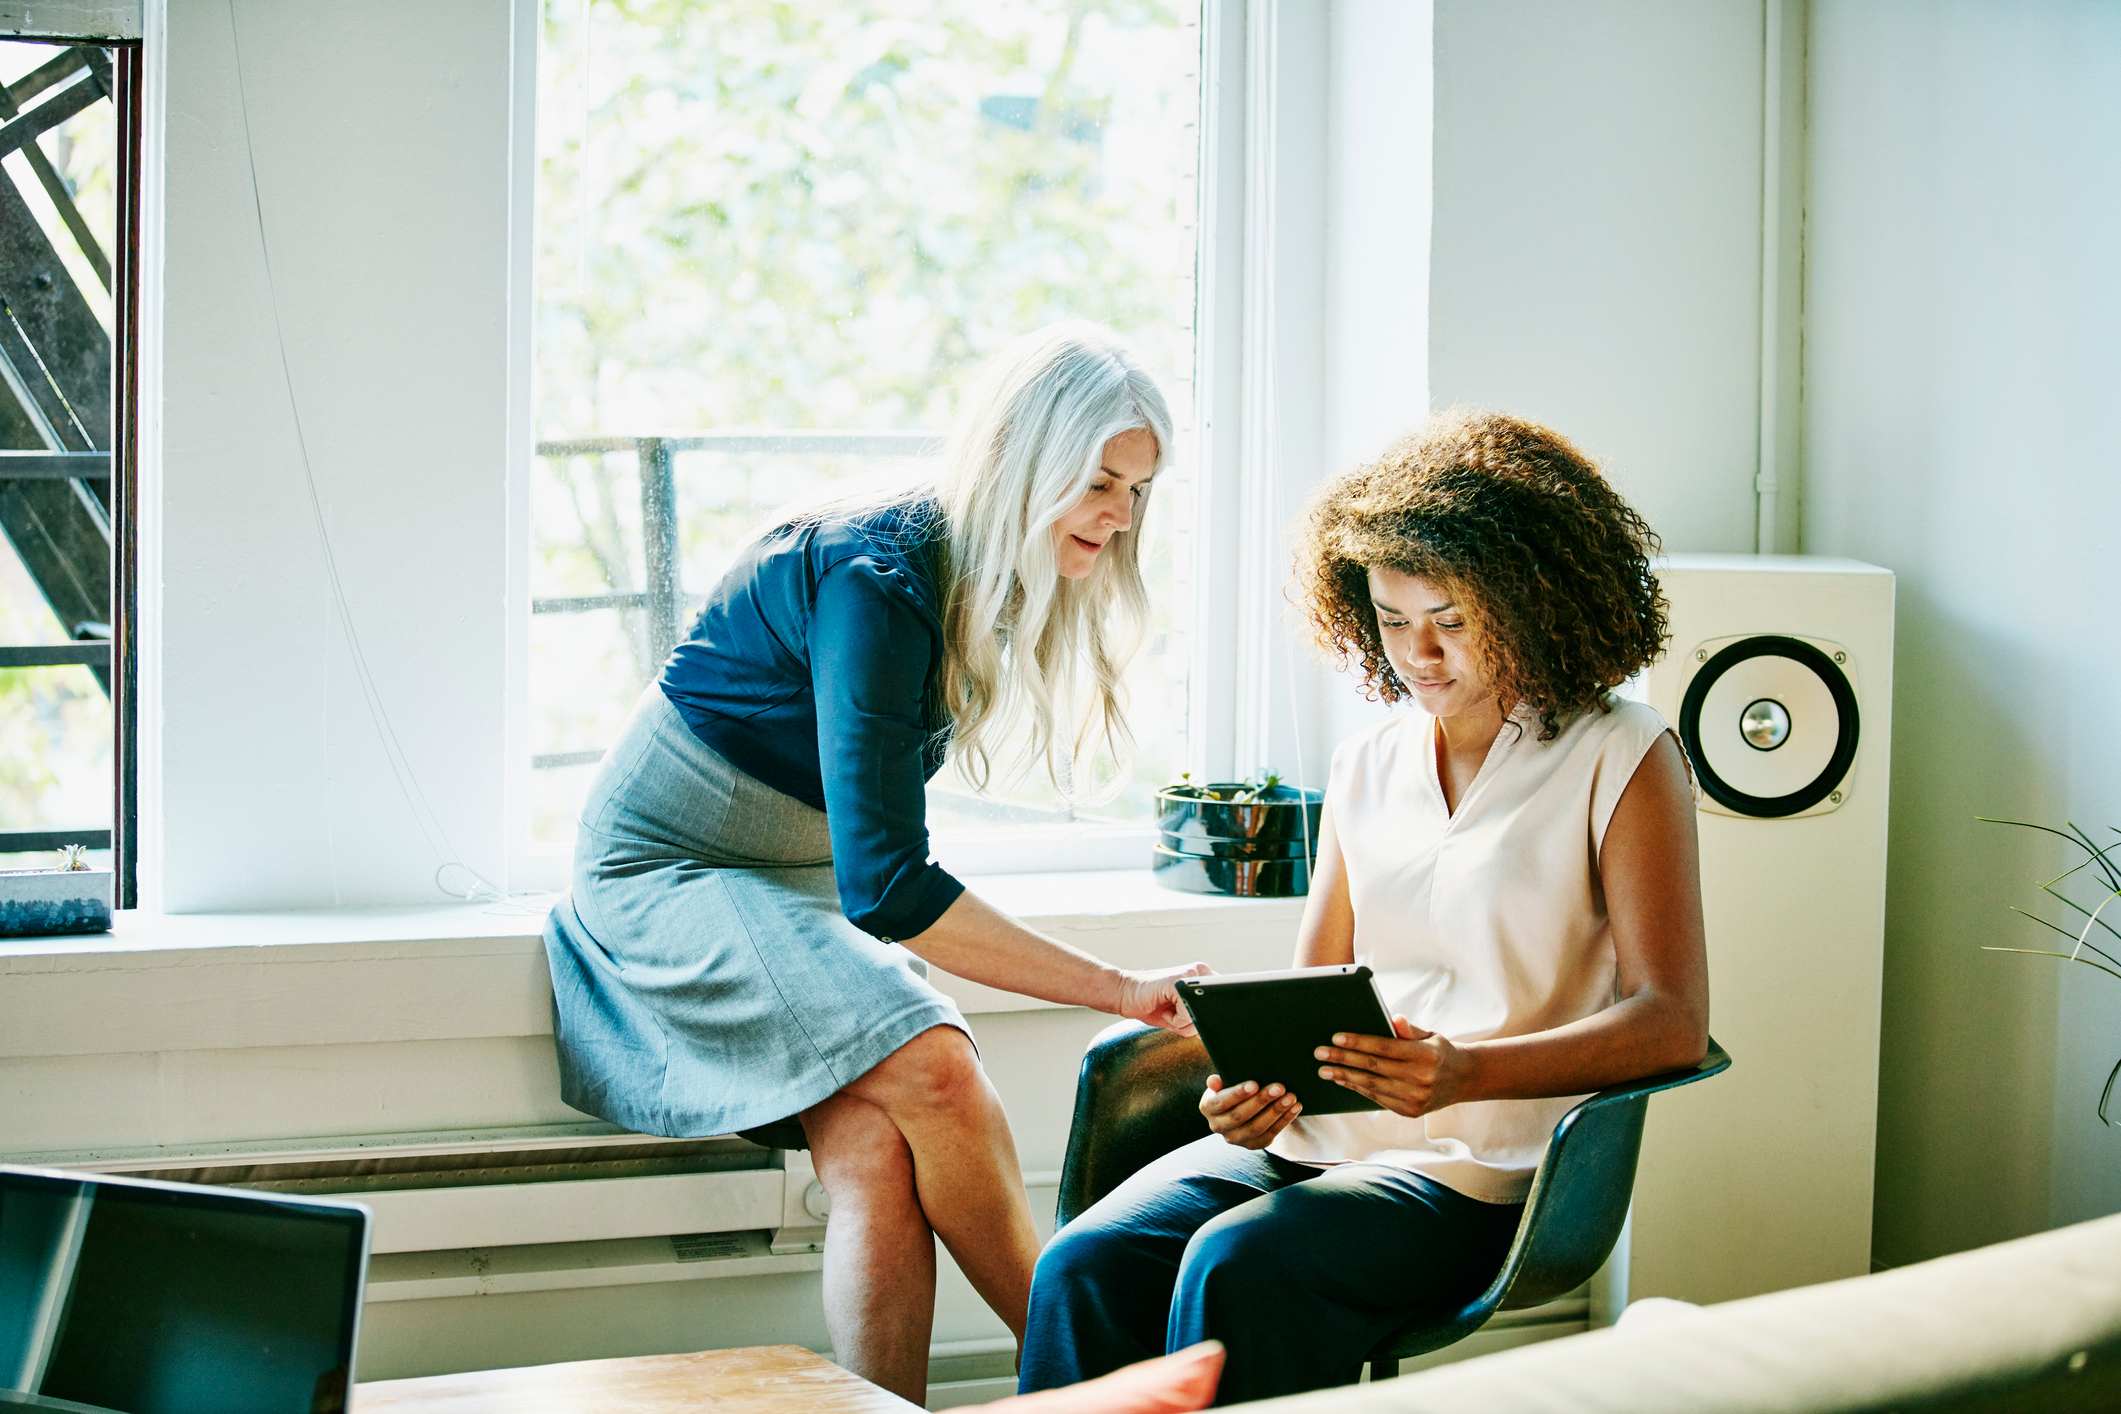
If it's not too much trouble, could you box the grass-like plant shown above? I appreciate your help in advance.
[1978,817,2121,1126]
[1161,771,1287,805]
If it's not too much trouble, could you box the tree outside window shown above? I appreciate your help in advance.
[530,0,1204,847]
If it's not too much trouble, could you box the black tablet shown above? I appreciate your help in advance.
[1174,964,1398,1116]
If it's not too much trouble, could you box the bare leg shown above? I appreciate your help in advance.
[844,1024,1040,1342]
[800,1091,937,1403]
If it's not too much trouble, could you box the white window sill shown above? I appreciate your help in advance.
[0,870,1303,1060]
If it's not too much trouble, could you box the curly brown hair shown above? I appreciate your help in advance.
[1295,409,1668,741]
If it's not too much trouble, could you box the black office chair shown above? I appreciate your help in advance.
[1052,1021,1732,1381]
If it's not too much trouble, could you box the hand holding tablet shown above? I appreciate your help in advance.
[1179,966,1471,1135]
[1198,1072,1305,1149]
[1174,965,1401,1119]
[1308,1013,1471,1120]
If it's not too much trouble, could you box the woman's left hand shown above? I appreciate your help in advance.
[1314,1015,1472,1118]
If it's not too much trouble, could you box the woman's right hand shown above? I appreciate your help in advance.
[1115,962,1211,1035]
[1199,1075,1301,1149]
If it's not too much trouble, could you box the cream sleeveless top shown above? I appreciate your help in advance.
[1269,694,1674,1204]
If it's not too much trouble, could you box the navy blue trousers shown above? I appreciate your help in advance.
[1018,1135,1523,1406]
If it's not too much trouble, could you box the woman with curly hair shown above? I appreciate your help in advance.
[1018,410,1710,1405]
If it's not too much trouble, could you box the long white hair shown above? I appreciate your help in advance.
[938,322,1174,799]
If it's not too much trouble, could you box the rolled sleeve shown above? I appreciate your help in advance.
[808,558,966,941]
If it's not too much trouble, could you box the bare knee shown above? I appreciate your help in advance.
[851,1024,987,1120]
[803,1094,916,1209]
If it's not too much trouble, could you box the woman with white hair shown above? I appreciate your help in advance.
[542,323,1202,1401]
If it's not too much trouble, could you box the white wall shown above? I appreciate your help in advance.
[1325,0,1432,475]
[152,0,515,909]
[1314,2,1434,748]
[1426,0,1767,552]
[1802,0,2121,1265]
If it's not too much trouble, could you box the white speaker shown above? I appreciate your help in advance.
[1619,554,1895,1306]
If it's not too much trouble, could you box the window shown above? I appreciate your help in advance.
[0,28,142,905]
[526,0,1207,871]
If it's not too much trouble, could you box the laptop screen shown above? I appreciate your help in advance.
[0,1166,368,1414]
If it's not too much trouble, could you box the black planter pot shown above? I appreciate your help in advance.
[1155,831,1311,859]
[1151,783,1323,897]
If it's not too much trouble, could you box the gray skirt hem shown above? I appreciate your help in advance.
[557,998,969,1140]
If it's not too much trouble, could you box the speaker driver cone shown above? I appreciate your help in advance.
[1741,698,1791,751]
[1679,635,1858,818]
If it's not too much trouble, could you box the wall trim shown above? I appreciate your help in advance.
[1755,0,1808,553]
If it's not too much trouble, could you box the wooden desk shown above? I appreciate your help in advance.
[355,1344,923,1412]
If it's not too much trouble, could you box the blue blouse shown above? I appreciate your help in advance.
[657,498,965,942]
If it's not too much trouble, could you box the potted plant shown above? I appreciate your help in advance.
[1152,771,1323,898]
[1979,817,2120,1125]
[0,843,114,938]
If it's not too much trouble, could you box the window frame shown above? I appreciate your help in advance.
[0,17,145,908]
[504,0,1332,892]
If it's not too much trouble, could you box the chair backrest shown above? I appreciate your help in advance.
[1054,1022,1215,1228]
[1480,1039,1733,1313]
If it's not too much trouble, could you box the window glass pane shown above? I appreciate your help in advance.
[532,1,1203,848]
[0,661,111,837]
[1,534,112,862]
[0,531,68,647]
[669,443,935,596]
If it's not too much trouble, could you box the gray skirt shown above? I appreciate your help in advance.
[542,688,967,1139]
